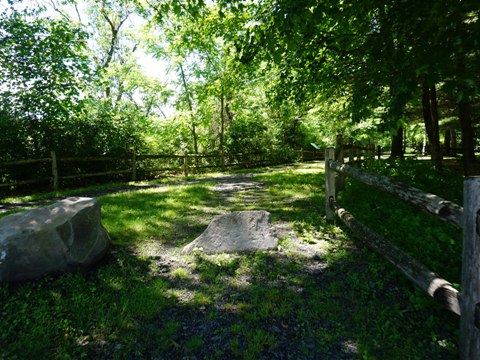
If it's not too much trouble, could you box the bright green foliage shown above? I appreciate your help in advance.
[227,0,479,156]
[143,2,325,158]
[1,0,479,176]
[0,8,90,159]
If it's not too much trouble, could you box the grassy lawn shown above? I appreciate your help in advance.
[0,162,460,359]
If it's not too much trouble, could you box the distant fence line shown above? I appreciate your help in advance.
[0,141,382,192]
[0,149,326,191]
[325,135,480,359]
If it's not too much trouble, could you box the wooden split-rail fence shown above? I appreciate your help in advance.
[325,145,480,359]
[0,141,380,192]
[0,149,327,191]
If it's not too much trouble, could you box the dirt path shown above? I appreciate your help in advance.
[0,163,316,214]
[2,161,455,359]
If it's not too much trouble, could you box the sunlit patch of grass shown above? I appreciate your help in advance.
[191,291,212,306]
[193,253,241,282]
[99,184,218,248]
[170,268,190,280]
[277,236,293,250]
[0,182,130,204]
[0,162,461,359]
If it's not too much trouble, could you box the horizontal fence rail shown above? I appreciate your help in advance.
[329,197,460,315]
[324,145,480,359]
[328,159,463,227]
[0,144,377,192]
[58,156,131,162]
[0,158,51,166]
[0,148,325,191]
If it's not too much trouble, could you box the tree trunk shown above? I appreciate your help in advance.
[422,131,427,156]
[98,9,129,99]
[391,126,404,157]
[444,128,451,157]
[335,134,345,192]
[451,129,457,156]
[179,64,199,162]
[421,78,442,169]
[456,58,476,175]
[192,124,199,157]
[225,102,234,124]
[459,100,476,176]
[429,84,443,169]
[220,91,225,170]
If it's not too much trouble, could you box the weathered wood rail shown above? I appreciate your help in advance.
[0,143,373,192]
[327,159,463,227]
[0,148,324,191]
[325,147,480,359]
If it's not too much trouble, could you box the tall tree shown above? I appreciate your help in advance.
[0,8,90,157]
[227,0,479,171]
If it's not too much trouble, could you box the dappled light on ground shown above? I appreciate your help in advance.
[0,163,459,359]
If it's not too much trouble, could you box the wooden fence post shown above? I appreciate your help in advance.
[183,152,189,177]
[348,138,354,163]
[354,142,360,161]
[220,150,225,171]
[460,177,480,359]
[335,134,345,192]
[325,148,336,222]
[51,151,59,190]
[131,152,137,182]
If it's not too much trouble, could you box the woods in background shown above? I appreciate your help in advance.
[0,0,478,176]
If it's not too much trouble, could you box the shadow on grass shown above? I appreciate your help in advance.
[0,246,458,359]
[0,164,460,359]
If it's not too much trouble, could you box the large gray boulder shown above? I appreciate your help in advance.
[183,210,278,254]
[0,197,110,282]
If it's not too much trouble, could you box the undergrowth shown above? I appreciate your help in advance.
[339,158,463,284]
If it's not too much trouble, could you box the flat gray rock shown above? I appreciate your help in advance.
[0,197,110,282]
[183,210,278,254]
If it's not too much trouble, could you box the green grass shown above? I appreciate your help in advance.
[339,158,463,284]
[0,163,289,205]
[100,183,219,247]
[0,182,131,204]
[0,162,460,359]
